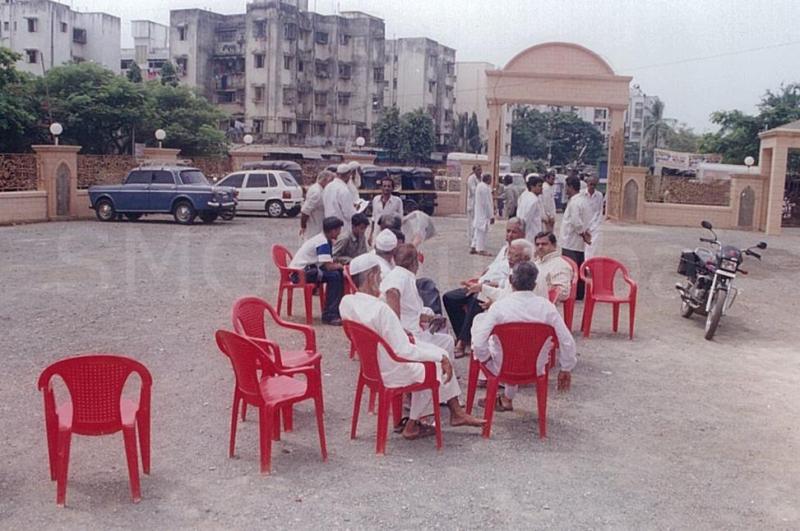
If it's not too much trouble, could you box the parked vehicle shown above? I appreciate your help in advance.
[88,166,237,224]
[675,220,767,340]
[240,160,304,184]
[325,164,437,216]
[216,168,303,217]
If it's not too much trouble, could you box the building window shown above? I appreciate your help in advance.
[253,20,266,38]
[315,122,326,136]
[252,119,264,134]
[3,22,9,31]
[26,17,37,32]
[282,120,292,134]
[72,28,87,44]
[178,25,187,41]
[283,23,297,40]
[60,22,67,33]
[373,67,384,83]
[283,87,295,105]
[176,56,188,75]
[25,49,38,64]
[283,55,292,70]
[338,63,351,79]
[217,92,235,104]
[121,59,134,70]
[428,81,435,93]
[314,92,328,107]
[298,60,304,72]
[446,62,454,74]
[314,31,328,45]
[338,92,350,107]
[253,86,264,103]
[372,94,380,110]
[315,60,329,78]
[217,30,236,42]
[339,33,351,46]
[393,78,397,90]
[250,53,263,69]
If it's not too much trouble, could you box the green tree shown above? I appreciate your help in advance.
[126,62,143,83]
[399,108,435,163]
[374,105,403,157]
[454,112,468,151]
[639,99,675,166]
[698,110,762,164]
[0,47,45,151]
[467,112,482,153]
[664,123,700,153]
[511,106,548,160]
[512,107,604,166]
[159,61,179,87]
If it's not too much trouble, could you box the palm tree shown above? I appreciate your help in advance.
[639,99,675,166]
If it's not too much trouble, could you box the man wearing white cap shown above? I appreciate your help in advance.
[300,170,335,240]
[341,254,485,439]
[347,160,362,204]
[371,228,398,277]
[323,163,357,235]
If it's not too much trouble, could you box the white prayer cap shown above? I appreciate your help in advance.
[348,160,361,171]
[349,254,380,276]
[374,229,398,252]
[337,163,350,174]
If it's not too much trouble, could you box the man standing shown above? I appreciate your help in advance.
[333,213,369,264]
[533,231,573,302]
[289,216,346,325]
[369,176,403,246]
[340,254,484,440]
[471,262,576,411]
[581,176,605,259]
[323,163,357,236]
[560,176,593,300]
[466,165,481,253]
[299,170,335,240]
[502,175,520,219]
[471,173,494,256]
[517,175,544,243]
[541,171,557,233]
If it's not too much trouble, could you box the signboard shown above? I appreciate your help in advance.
[654,148,722,173]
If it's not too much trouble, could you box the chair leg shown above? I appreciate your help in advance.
[351,379,365,439]
[277,287,284,315]
[272,409,281,441]
[286,287,294,316]
[564,300,574,331]
[241,403,247,422]
[391,394,403,427]
[258,407,273,474]
[282,405,293,432]
[376,392,390,455]
[582,298,595,338]
[137,409,151,475]
[612,303,620,333]
[482,379,499,439]
[43,392,58,481]
[122,425,142,503]
[465,356,479,415]
[304,286,314,325]
[535,374,549,439]
[431,386,443,450]
[229,391,241,458]
[349,344,356,360]
[55,429,72,507]
[368,388,376,414]
[314,392,328,461]
[629,299,636,340]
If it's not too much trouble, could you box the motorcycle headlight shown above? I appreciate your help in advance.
[720,258,738,272]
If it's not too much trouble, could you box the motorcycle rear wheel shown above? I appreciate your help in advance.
[704,289,726,340]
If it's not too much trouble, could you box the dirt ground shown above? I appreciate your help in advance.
[1,213,799,529]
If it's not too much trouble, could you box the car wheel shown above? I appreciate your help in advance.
[200,212,218,223]
[95,199,116,222]
[286,206,301,218]
[173,200,196,224]
[220,209,235,221]
[125,213,142,221]
[266,200,285,218]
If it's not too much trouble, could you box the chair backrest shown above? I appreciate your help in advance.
[561,255,579,300]
[271,244,292,269]
[492,322,558,380]
[342,320,392,388]
[581,257,628,297]
[232,296,273,340]
[215,330,276,407]
[343,266,357,294]
[37,355,152,435]
[547,287,559,303]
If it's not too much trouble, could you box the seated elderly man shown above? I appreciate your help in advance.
[333,212,370,264]
[471,261,577,411]
[443,217,526,357]
[533,231,574,302]
[370,228,398,277]
[340,254,484,439]
[470,238,534,306]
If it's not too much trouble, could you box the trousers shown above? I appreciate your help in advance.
[304,266,343,322]
[561,248,585,301]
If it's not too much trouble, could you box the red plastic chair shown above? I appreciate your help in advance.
[560,255,579,331]
[342,320,442,455]
[37,355,152,506]
[232,296,322,427]
[465,323,558,439]
[579,257,638,339]
[215,330,327,474]
[271,244,326,325]
[343,265,357,296]
[548,287,559,303]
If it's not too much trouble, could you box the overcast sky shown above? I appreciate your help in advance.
[71,0,800,132]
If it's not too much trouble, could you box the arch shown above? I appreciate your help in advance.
[737,186,755,228]
[503,42,615,76]
[622,179,639,221]
[56,162,71,217]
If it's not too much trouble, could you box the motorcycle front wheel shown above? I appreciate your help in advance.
[704,289,726,340]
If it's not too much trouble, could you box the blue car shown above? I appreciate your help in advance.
[89,166,238,224]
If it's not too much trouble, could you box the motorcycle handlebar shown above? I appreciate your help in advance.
[699,237,717,244]
[745,250,762,260]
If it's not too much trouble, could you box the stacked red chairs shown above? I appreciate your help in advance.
[579,257,638,339]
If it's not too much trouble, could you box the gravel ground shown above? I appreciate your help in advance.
[1,213,799,529]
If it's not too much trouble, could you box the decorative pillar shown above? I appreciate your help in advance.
[486,101,503,188]
[764,139,786,235]
[229,150,263,170]
[32,144,81,220]
[142,147,181,163]
[606,107,626,220]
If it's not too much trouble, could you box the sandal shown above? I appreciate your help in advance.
[454,346,469,359]
[393,416,409,434]
[402,422,437,440]
[477,396,513,412]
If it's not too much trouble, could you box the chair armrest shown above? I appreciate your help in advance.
[247,336,285,369]
[422,360,437,385]
[623,275,638,299]
[275,317,317,352]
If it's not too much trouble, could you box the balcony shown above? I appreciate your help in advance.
[214,74,245,91]
[214,42,245,57]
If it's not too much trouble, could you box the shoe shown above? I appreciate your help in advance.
[323,317,342,326]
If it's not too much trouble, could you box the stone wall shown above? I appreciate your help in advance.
[645,174,731,206]
[77,154,137,189]
[0,154,38,191]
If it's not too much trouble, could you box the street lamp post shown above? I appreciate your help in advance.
[744,156,755,174]
[49,122,63,146]
[243,134,254,145]
[155,129,166,149]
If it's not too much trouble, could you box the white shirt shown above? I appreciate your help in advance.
[517,190,543,241]
[371,194,403,225]
[560,192,593,252]
[288,232,332,268]
[466,173,479,214]
[323,177,356,233]
[478,243,510,284]
[380,266,431,335]
[582,188,605,232]
[471,291,577,376]
[371,251,394,278]
[541,181,557,221]
[340,293,444,387]
[472,181,493,230]
[301,182,325,238]
[534,250,573,301]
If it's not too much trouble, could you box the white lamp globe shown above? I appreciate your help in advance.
[243,134,254,145]
[155,129,167,141]
[49,122,63,136]
[744,156,755,167]
[355,136,366,147]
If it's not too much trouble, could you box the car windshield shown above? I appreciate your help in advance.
[278,171,298,187]
[180,170,209,185]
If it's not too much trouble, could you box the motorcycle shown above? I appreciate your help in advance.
[675,220,767,340]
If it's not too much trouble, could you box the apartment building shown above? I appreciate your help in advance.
[384,37,456,149]
[0,0,120,75]
[169,1,386,148]
[454,61,512,157]
[626,84,660,146]
[121,20,169,81]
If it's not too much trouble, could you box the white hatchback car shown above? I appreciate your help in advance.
[217,170,303,217]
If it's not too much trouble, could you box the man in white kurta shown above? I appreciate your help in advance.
[533,232,573,302]
[369,176,403,245]
[300,170,335,240]
[466,165,481,251]
[560,176,594,300]
[516,174,544,243]
[323,164,357,236]
[341,254,484,439]
[581,176,605,259]
[471,174,494,255]
[471,261,577,410]
[370,228,397,278]
[541,172,557,233]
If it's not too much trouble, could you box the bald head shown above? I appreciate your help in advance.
[394,243,419,272]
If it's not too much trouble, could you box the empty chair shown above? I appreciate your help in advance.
[465,322,557,439]
[215,330,327,474]
[37,354,152,506]
[271,244,326,325]
[560,255,579,331]
[342,320,442,455]
[580,257,638,339]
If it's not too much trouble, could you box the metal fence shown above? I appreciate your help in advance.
[645,174,731,206]
[0,154,38,191]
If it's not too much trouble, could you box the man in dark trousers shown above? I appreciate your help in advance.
[559,176,593,300]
